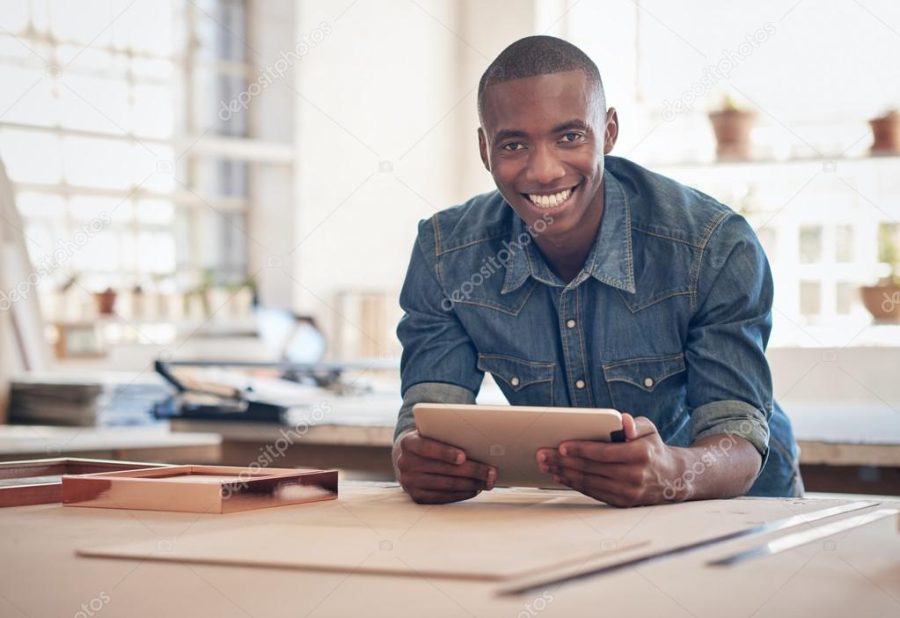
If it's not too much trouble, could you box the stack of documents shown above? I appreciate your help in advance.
[9,373,172,426]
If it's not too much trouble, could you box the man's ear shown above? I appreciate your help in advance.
[477,127,491,172]
[603,107,619,154]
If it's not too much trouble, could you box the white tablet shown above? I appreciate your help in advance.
[412,403,624,488]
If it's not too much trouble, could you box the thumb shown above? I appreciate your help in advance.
[621,413,657,440]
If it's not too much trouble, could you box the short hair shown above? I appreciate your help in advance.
[477,35,605,124]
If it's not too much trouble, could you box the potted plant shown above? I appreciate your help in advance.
[94,287,117,316]
[869,109,900,155]
[708,94,755,160]
[861,224,900,322]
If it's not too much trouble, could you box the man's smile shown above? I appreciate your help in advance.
[521,182,580,210]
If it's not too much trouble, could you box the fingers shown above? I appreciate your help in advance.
[552,471,639,508]
[397,432,496,505]
[553,417,659,463]
[402,470,488,493]
[398,451,495,486]
[402,432,466,464]
[407,488,480,505]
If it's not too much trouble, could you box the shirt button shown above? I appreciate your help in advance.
[510,377,520,387]
[575,379,586,389]
[643,377,654,388]
[566,319,576,328]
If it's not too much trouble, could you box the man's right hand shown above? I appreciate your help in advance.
[393,430,496,504]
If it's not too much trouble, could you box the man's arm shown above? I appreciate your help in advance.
[392,223,495,504]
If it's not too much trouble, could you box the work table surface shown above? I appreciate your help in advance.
[1,484,898,617]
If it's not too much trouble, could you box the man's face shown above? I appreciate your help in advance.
[478,70,618,236]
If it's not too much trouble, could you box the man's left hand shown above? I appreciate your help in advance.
[535,413,684,507]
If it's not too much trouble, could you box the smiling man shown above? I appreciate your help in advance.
[392,36,802,506]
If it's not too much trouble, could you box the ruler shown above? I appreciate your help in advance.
[709,507,898,566]
[497,500,879,596]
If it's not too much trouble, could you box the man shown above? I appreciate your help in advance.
[392,35,802,506]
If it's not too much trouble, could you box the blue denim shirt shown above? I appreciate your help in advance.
[395,156,802,497]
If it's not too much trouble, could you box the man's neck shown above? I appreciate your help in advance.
[533,190,605,284]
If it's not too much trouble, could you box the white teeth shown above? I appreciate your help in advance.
[527,188,573,208]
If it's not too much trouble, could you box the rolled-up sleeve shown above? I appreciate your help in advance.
[394,220,483,441]
[686,213,774,465]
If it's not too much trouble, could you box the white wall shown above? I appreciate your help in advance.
[289,0,541,352]
[282,0,900,357]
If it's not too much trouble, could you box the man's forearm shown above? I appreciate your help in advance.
[668,434,762,501]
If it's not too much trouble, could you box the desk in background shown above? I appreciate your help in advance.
[0,424,221,464]
[170,397,900,495]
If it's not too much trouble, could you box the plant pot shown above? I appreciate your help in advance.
[708,109,755,160]
[860,283,900,322]
[94,288,117,315]
[869,112,900,155]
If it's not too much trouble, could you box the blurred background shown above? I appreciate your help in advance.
[0,1,898,491]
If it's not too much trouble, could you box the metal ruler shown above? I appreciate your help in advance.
[709,507,898,566]
[497,500,879,596]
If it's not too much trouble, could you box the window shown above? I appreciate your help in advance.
[0,0,273,336]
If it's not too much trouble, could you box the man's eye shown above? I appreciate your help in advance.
[561,132,584,143]
[501,142,524,152]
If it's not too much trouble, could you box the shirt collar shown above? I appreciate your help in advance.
[500,169,636,294]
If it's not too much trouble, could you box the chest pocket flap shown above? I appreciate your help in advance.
[477,354,554,391]
[602,353,686,392]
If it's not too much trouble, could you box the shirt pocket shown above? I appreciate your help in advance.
[601,353,687,433]
[477,353,555,406]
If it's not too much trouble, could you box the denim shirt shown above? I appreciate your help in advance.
[395,156,802,497]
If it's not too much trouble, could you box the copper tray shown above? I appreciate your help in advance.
[62,465,339,513]
[0,458,172,507]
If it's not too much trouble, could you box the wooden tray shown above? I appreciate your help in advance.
[62,465,339,513]
[0,458,172,507]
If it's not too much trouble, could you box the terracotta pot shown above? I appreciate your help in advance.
[869,112,900,155]
[860,284,900,322]
[708,109,755,160]
[94,288,117,315]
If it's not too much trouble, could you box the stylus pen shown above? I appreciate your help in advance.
[496,500,877,596]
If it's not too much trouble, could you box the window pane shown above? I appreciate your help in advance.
[799,281,821,316]
[137,231,176,273]
[136,199,175,224]
[69,195,132,223]
[16,192,66,219]
[62,136,132,188]
[0,66,57,126]
[0,129,63,183]
[799,226,822,264]
[836,282,859,315]
[0,2,30,33]
[59,73,131,134]
[835,225,854,263]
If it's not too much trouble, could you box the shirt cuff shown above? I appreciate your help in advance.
[394,382,476,442]
[690,399,770,461]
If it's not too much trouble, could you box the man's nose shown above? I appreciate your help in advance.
[524,144,566,186]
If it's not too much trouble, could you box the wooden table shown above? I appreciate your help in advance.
[171,397,900,494]
[0,424,222,464]
[1,483,898,617]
